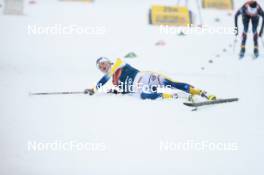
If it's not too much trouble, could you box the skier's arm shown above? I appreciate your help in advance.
[258,7,264,37]
[84,74,111,95]
[234,9,242,35]
[84,58,124,95]
[95,74,111,90]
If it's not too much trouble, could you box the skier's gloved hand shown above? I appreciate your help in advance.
[234,27,238,36]
[84,88,95,95]
[107,89,119,94]
[259,30,263,37]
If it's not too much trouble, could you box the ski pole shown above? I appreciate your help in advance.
[29,89,121,96]
[260,36,264,49]
[29,91,85,96]
[196,0,203,25]
[233,36,238,54]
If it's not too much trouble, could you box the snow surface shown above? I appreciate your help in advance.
[0,0,264,175]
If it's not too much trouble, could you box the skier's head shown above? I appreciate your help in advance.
[96,57,112,73]
[248,0,257,8]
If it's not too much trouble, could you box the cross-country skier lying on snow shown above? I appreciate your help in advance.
[84,57,216,100]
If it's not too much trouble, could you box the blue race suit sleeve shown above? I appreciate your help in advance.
[258,6,264,34]
[96,75,111,90]
[235,8,242,28]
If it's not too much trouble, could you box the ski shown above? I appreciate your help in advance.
[183,98,239,107]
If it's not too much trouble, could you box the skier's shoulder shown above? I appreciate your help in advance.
[256,1,263,8]
[240,3,248,12]
[257,3,264,15]
[110,58,125,75]
[110,58,139,74]
[241,1,264,15]
[235,4,246,16]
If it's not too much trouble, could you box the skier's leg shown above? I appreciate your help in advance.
[140,92,162,100]
[136,72,215,100]
[162,78,216,100]
[133,72,161,93]
[252,16,260,56]
[163,79,192,93]
[242,16,250,44]
[140,92,174,100]
[240,33,247,52]
[163,78,198,94]
[134,72,174,100]
[240,16,250,56]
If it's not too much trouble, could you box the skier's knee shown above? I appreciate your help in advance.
[140,92,161,100]
[242,32,247,38]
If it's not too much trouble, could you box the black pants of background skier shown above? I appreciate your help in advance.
[240,15,260,56]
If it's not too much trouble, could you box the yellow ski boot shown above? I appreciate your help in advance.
[189,87,216,101]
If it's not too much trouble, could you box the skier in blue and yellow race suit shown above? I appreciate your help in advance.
[84,57,216,101]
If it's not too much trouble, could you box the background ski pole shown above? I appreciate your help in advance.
[196,0,203,26]
[29,91,85,96]
[260,36,264,49]
[233,36,238,54]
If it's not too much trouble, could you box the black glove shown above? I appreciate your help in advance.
[107,89,119,94]
[84,88,95,95]
[259,29,263,37]
[234,27,238,36]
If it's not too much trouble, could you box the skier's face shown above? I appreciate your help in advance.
[248,1,257,8]
[98,61,111,73]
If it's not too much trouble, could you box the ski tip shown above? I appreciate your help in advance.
[183,97,239,108]
[229,97,239,102]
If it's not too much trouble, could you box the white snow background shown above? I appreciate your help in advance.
[0,0,264,175]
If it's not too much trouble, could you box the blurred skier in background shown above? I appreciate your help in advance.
[235,0,264,58]
[84,57,216,101]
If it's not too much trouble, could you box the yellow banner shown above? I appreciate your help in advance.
[202,0,233,10]
[150,5,191,26]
